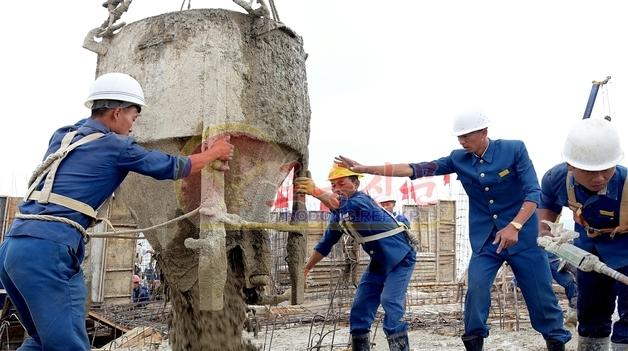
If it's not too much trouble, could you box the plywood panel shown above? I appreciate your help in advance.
[0,197,21,242]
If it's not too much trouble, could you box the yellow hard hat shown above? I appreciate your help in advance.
[327,164,363,181]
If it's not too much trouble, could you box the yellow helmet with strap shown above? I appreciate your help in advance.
[327,164,363,181]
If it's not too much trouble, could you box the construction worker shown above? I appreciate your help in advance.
[538,118,628,350]
[0,72,234,351]
[335,111,571,351]
[376,195,411,228]
[132,274,150,306]
[295,165,416,351]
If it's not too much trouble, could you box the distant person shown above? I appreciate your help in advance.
[335,111,571,351]
[0,72,234,350]
[295,164,416,351]
[538,118,628,350]
[132,275,150,306]
[376,195,411,229]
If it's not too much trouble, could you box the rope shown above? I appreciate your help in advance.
[15,214,89,238]
[180,0,191,11]
[97,0,132,38]
[93,207,200,236]
[27,151,65,187]
[269,0,280,21]
[15,207,200,240]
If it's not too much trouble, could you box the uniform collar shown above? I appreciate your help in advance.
[471,139,493,165]
[79,118,111,135]
[574,167,620,201]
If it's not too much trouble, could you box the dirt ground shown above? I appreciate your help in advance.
[244,324,579,350]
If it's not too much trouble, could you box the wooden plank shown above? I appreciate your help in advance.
[88,310,130,333]
[99,326,162,350]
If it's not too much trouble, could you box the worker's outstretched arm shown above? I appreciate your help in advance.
[304,251,325,277]
[189,135,235,174]
[335,155,413,177]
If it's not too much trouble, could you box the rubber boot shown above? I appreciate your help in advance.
[387,331,409,351]
[612,342,628,351]
[462,336,484,351]
[351,333,370,351]
[578,336,610,351]
[546,339,565,351]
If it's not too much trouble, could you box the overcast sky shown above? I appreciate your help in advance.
[1,1,627,204]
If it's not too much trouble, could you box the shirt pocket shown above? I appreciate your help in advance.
[493,168,516,187]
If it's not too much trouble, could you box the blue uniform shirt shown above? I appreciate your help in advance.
[132,285,150,304]
[540,163,628,269]
[8,118,191,253]
[410,139,541,254]
[395,213,411,228]
[315,192,414,274]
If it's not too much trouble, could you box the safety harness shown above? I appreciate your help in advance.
[566,170,628,238]
[16,131,105,238]
[337,197,409,245]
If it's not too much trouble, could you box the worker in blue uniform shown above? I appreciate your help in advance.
[0,72,234,351]
[538,118,628,350]
[376,195,411,229]
[132,274,150,307]
[295,165,416,351]
[335,111,571,351]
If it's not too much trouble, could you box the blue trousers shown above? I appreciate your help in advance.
[577,265,628,344]
[547,253,577,307]
[0,236,89,350]
[464,242,571,343]
[350,250,416,336]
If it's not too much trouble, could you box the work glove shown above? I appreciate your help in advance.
[294,177,316,195]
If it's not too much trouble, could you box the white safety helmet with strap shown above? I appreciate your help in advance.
[562,118,624,171]
[85,72,146,109]
[452,111,490,136]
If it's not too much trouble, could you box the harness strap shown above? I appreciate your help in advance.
[620,174,628,227]
[23,131,104,219]
[26,191,98,219]
[336,196,411,245]
[567,170,628,239]
[566,171,582,216]
[38,132,104,203]
[25,131,78,201]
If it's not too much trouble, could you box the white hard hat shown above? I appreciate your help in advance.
[376,194,396,203]
[452,111,490,136]
[85,72,146,109]
[562,118,624,171]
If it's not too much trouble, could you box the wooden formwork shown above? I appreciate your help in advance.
[403,200,457,284]
[89,196,138,305]
[0,196,21,243]
[269,200,458,303]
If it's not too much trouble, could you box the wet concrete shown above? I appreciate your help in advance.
[95,8,310,350]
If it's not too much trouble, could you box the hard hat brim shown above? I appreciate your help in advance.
[564,152,624,171]
[452,125,489,137]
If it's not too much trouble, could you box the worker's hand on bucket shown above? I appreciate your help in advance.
[205,135,234,161]
[203,135,234,171]
[294,177,316,195]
